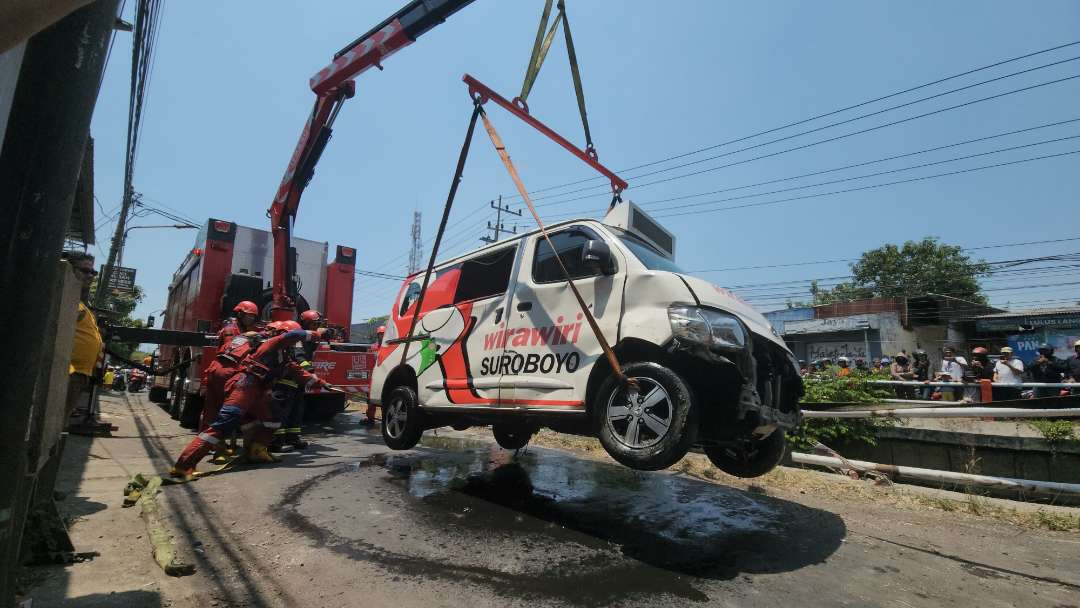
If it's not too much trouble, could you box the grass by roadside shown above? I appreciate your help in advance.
[528,430,1080,533]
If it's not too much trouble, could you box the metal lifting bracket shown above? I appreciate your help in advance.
[463,74,628,195]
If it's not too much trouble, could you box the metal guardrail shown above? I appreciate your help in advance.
[802,406,1080,419]
[868,379,1077,388]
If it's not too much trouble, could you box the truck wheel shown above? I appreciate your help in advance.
[303,393,347,422]
[593,361,697,471]
[179,394,203,430]
[381,386,423,450]
[492,424,533,450]
[704,431,787,479]
[169,376,184,420]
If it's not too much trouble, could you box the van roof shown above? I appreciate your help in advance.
[405,216,600,281]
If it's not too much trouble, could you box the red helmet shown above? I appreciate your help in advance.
[233,300,258,316]
[265,321,284,332]
[279,320,302,332]
[972,347,988,355]
[300,310,322,323]
[376,325,386,335]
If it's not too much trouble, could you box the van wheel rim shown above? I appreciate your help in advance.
[386,397,407,438]
[606,377,673,449]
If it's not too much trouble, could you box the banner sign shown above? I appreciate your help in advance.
[785,316,873,335]
[104,266,136,293]
[807,342,869,361]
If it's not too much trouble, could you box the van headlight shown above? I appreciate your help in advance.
[668,306,747,350]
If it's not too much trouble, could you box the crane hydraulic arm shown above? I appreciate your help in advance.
[267,0,477,320]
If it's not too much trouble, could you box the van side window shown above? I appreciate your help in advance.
[532,227,602,283]
[453,245,517,303]
[399,282,421,316]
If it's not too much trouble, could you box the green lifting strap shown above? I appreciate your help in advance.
[517,0,595,155]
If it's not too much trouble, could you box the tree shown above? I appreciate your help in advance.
[811,237,990,305]
[90,280,146,359]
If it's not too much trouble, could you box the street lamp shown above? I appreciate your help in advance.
[118,224,197,265]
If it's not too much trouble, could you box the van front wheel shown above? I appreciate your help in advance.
[593,361,697,471]
[704,431,787,478]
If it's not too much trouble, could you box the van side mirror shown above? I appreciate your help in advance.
[581,239,616,275]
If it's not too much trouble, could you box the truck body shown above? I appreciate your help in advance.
[152,218,374,422]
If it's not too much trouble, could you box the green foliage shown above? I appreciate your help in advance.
[91,280,146,360]
[788,372,894,451]
[1028,420,1077,444]
[811,237,990,304]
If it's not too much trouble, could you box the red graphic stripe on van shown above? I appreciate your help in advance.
[499,399,584,407]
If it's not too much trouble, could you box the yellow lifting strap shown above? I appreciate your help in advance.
[518,0,595,156]
[478,108,630,386]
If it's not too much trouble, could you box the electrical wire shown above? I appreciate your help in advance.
[500,40,1080,201]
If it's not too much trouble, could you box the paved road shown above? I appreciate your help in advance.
[25,391,1080,607]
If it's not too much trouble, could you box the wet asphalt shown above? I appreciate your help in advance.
[262,419,1079,607]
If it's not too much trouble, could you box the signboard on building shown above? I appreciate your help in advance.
[977,313,1080,332]
[807,342,869,361]
[785,316,873,335]
[103,266,136,293]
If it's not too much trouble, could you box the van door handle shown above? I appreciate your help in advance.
[516,301,533,311]
[494,307,503,324]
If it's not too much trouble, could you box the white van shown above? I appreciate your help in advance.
[369,203,803,476]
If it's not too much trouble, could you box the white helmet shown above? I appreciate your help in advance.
[837,356,850,363]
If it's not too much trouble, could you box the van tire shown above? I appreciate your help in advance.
[593,361,697,471]
[704,431,787,478]
[381,386,423,450]
[492,424,533,450]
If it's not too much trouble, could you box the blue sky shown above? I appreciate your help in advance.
[89,0,1080,325]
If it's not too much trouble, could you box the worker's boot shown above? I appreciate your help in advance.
[209,446,232,465]
[168,467,195,481]
[285,433,309,450]
[246,442,280,464]
[173,435,216,474]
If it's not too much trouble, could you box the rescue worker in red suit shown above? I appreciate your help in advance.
[198,300,261,461]
[269,309,326,451]
[359,325,385,428]
[171,322,332,478]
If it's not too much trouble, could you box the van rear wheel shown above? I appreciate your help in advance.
[492,424,533,450]
[593,361,697,471]
[381,386,423,450]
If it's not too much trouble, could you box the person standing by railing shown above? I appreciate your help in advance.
[938,346,967,401]
[993,346,1024,401]
[1029,344,1065,398]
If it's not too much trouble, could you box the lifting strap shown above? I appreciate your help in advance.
[398,102,484,366]
[517,0,596,158]
[478,108,630,386]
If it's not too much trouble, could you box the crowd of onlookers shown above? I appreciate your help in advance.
[799,340,1080,403]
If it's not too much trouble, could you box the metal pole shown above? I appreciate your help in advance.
[0,1,119,602]
[791,452,1080,496]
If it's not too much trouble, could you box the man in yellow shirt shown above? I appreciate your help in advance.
[64,252,103,420]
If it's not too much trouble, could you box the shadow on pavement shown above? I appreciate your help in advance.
[47,589,161,608]
[277,438,847,606]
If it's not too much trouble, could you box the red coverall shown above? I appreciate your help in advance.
[200,321,257,430]
[175,329,323,472]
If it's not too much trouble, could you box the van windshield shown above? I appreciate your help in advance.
[609,228,684,273]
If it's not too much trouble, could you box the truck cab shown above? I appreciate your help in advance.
[369,203,803,476]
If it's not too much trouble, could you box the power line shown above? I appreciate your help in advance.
[689,236,1080,273]
[501,40,1080,201]
[368,48,1080,274]
[540,118,1080,213]
[534,72,1080,209]
[651,148,1080,219]
[540,134,1080,220]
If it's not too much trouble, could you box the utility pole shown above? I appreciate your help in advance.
[407,210,422,275]
[480,196,521,244]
